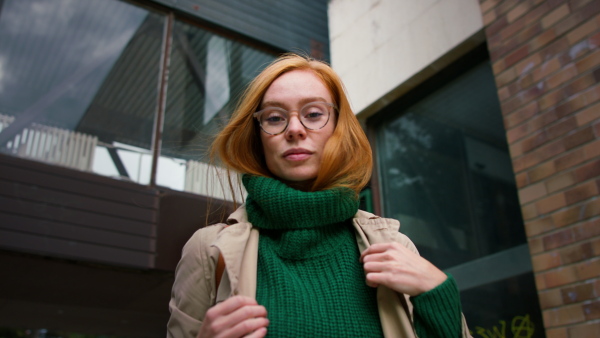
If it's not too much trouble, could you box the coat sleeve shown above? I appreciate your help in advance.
[386,227,472,338]
[167,225,224,338]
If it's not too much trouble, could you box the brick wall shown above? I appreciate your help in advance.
[478,0,600,337]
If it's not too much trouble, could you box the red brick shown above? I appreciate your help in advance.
[584,139,600,159]
[554,84,600,118]
[546,64,578,90]
[571,0,597,10]
[533,251,562,271]
[552,204,584,228]
[565,180,599,205]
[546,327,568,338]
[483,8,498,26]
[591,31,600,47]
[529,160,557,183]
[529,236,544,254]
[546,172,576,193]
[522,203,539,220]
[560,242,594,264]
[583,300,600,320]
[561,281,595,304]
[543,265,579,288]
[575,257,600,280]
[540,88,568,110]
[506,45,531,68]
[533,58,561,82]
[480,0,502,14]
[486,14,509,37]
[575,101,600,126]
[522,130,549,152]
[536,272,547,290]
[575,47,600,73]
[566,15,600,44]
[495,0,522,17]
[510,140,524,157]
[496,67,518,87]
[539,288,564,309]
[536,191,567,214]
[516,172,529,188]
[507,2,530,23]
[568,321,600,337]
[554,148,586,171]
[593,237,600,256]
[539,36,570,61]
[530,28,559,53]
[513,139,565,172]
[507,123,530,143]
[574,159,600,182]
[547,116,579,139]
[515,52,542,77]
[564,126,596,150]
[572,218,600,242]
[526,216,556,236]
[544,228,575,250]
[542,4,571,29]
[543,302,585,327]
[564,73,597,98]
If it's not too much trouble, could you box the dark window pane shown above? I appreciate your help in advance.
[0,0,164,184]
[376,61,526,269]
[374,58,543,336]
[156,20,274,195]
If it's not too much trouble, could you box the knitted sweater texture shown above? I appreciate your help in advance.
[243,175,464,338]
[243,175,383,337]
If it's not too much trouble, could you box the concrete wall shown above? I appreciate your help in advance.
[328,0,484,116]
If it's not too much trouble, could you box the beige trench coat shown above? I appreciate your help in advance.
[167,206,471,338]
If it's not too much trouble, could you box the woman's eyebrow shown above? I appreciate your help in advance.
[260,97,328,109]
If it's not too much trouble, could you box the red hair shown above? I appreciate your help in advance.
[210,53,372,199]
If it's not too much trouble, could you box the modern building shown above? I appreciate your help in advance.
[0,0,328,336]
[0,0,598,337]
[328,0,599,337]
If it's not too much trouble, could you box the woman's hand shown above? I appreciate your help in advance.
[197,296,269,338]
[360,242,447,296]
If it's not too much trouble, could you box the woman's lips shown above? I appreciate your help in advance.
[283,148,313,161]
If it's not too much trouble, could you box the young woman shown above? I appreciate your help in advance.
[167,54,471,338]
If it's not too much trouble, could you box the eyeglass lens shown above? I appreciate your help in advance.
[257,102,331,135]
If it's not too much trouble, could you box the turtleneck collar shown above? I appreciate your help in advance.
[242,175,359,230]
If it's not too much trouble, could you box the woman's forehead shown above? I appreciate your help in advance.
[262,69,332,105]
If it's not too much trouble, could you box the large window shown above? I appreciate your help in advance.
[0,0,274,198]
[371,49,545,336]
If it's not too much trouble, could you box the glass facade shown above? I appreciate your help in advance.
[373,58,545,337]
[0,0,274,195]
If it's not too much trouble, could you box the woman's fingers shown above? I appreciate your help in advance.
[198,296,269,338]
[361,242,447,296]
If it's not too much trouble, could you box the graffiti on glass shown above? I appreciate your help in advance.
[470,314,534,338]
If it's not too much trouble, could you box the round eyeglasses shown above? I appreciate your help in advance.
[253,102,336,135]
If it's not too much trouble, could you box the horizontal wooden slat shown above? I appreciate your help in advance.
[0,180,157,223]
[0,154,159,196]
[0,195,155,237]
[0,213,155,252]
[0,229,154,268]
[0,159,157,208]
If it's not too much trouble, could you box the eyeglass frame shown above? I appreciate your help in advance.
[253,101,337,135]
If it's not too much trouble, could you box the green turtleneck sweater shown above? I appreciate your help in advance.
[243,175,462,337]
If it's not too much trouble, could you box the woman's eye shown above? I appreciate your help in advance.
[305,111,324,119]
[265,114,286,123]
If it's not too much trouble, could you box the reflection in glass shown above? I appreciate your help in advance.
[375,59,544,335]
[158,20,274,196]
[376,61,526,269]
[0,0,164,184]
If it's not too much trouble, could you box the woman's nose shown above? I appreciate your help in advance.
[285,115,306,140]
